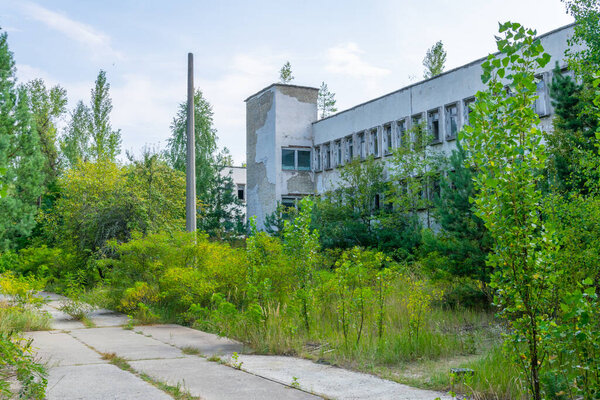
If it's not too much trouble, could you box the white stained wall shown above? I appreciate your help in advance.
[311,24,576,194]
[221,166,247,218]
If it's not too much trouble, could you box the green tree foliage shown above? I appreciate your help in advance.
[44,159,185,279]
[282,197,320,333]
[562,0,600,76]
[423,40,447,79]
[422,143,491,294]
[547,64,599,193]
[197,151,245,237]
[461,22,555,400]
[263,202,298,237]
[126,148,187,235]
[60,70,121,166]
[0,31,45,250]
[317,81,337,119]
[279,61,294,84]
[312,156,386,249]
[89,70,121,161]
[61,101,91,168]
[388,121,446,231]
[165,88,242,236]
[24,79,67,184]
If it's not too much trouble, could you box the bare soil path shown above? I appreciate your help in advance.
[28,292,451,400]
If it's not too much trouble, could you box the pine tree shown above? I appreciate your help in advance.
[427,143,491,286]
[547,63,598,193]
[317,82,337,119]
[0,31,45,249]
[279,61,294,84]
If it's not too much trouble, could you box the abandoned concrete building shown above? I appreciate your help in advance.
[245,23,575,230]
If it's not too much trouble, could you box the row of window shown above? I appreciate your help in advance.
[279,178,443,214]
[313,72,551,172]
[280,74,551,173]
[312,98,474,171]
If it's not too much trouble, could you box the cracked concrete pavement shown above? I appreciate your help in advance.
[27,292,451,399]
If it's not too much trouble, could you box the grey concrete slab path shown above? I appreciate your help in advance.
[135,324,245,356]
[130,356,317,400]
[70,327,185,360]
[27,293,452,399]
[46,364,172,400]
[233,354,452,400]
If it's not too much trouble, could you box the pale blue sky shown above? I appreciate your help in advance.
[2,1,573,164]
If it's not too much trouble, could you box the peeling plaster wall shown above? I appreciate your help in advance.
[246,89,276,230]
[275,87,318,198]
[312,24,576,195]
[246,84,318,229]
[246,24,576,228]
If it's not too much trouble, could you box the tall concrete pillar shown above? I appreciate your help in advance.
[186,53,196,232]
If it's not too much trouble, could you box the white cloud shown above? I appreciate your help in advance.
[110,73,182,155]
[197,52,282,164]
[21,1,121,60]
[325,42,390,78]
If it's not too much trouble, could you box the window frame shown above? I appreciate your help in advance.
[383,123,393,155]
[396,119,407,148]
[445,102,459,140]
[462,97,475,127]
[428,108,441,144]
[281,147,312,171]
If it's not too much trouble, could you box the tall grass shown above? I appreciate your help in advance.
[0,304,51,333]
[430,345,527,399]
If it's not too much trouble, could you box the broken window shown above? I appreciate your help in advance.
[237,184,245,201]
[445,104,458,140]
[463,98,475,126]
[412,114,425,150]
[359,133,366,159]
[371,129,379,157]
[373,194,381,211]
[314,146,321,171]
[324,143,331,169]
[428,109,440,143]
[534,75,548,116]
[347,136,354,161]
[335,140,342,166]
[282,149,295,170]
[297,150,311,171]
[427,177,441,202]
[384,124,392,155]
[396,119,406,148]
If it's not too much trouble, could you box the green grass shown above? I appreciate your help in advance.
[429,345,527,399]
[0,303,52,333]
[181,346,202,356]
[101,352,199,400]
[187,279,517,399]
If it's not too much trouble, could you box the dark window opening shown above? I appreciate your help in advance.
[282,149,295,170]
[297,150,311,171]
[428,110,440,142]
[445,104,458,139]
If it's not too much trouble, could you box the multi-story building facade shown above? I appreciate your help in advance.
[245,23,575,230]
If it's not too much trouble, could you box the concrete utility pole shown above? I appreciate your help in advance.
[186,52,196,232]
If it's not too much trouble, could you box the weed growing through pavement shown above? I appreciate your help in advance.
[230,352,243,369]
[291,376,300,389]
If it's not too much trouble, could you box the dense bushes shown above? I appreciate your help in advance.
[0,273,50,399]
